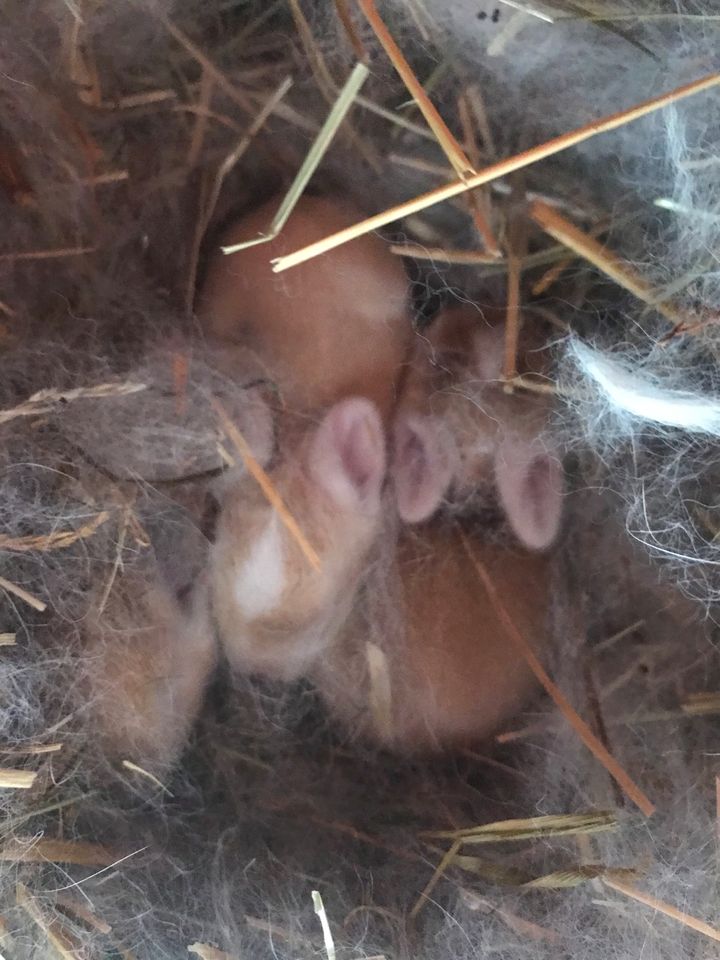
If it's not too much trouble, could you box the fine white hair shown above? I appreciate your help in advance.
[572,341,720,434]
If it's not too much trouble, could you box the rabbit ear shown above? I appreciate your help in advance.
[391,412,456,523]
[308,397,386,510]
[493,433,564,551]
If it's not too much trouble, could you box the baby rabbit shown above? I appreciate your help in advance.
[392,304,564,551]
[314,521,549,751]
[312,377,559,751]
[200,203,562,747]
[86,572,217,771]
[210,395,386,681]
[201,194,411,678]
[196,193,412,420]
[209,389,558,751]
[86,195,411,769]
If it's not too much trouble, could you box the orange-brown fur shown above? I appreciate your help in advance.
[211,402,385,680]
[197,194,412,419]
[315,521,548,751]
[86,577,217,769]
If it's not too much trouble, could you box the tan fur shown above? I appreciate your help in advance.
[201,224,554,741]
[86,577,217,769]
[314,522,548,752]
[211,428,382,680]
[197,194,412,419]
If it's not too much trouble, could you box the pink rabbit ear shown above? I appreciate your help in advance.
[308,397,386,510]
[493,433,564,551]
[391,412,456,523]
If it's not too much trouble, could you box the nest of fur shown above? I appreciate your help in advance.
[1,2,720,958]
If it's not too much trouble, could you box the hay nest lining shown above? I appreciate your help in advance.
[1,2,720,958]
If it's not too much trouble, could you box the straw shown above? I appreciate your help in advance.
[222,62,369,255]
[357,0,473,178]
[211,399,320,571]
[272,72,720,272]
[460,532,656,817]
[602,874,720,944]
[528,199,692,327]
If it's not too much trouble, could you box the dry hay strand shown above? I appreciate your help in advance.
[460,532,656,817]
[0,838,121,866]
[212,398,321,570]
[272,72,720,272]
[16,883,83,960]
[357,0,473,179]
[389,243,499,264]
[0,576,47,612]
[0,246,96,262]
[528,199,694,328]
[221,61,369,256]
[0,768,38,789]
[0,381,146,426]
[601,874,720,944]
[0,512,110,554]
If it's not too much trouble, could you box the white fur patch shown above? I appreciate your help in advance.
[232,514,286,620]
[574,341,720,435]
